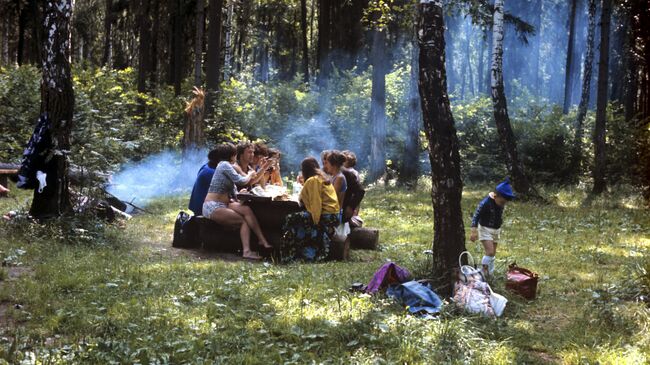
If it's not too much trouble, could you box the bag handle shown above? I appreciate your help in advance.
[459,251,476,269]
[508,262,539,278]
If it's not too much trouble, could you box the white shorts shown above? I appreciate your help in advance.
[478,225,500,242]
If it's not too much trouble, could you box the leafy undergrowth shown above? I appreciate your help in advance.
[0,180,649,364]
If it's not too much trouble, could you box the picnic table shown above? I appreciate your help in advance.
[0,163,19,197]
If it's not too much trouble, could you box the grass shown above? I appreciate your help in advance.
[0,179,649,364]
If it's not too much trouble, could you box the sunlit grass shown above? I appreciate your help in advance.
[0,179,649,363]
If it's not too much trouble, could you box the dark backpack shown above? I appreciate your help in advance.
[172,211,201,248]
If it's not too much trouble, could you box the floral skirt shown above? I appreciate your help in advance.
[280,211,339,263]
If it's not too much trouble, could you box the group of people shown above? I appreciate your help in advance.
[188,141,365,261]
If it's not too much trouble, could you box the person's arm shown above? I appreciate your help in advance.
[222,162,254,186]
[333,176,345,207]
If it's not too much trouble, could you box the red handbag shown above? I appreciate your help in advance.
[505,263,539,300]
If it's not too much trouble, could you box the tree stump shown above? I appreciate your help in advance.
[327,236,350,261]
[349,228,379,250]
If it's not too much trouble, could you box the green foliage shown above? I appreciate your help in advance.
[0,66,41,163]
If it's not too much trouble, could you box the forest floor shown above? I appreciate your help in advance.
[0,180,648,364]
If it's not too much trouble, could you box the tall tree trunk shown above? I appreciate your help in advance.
[531,0,542,95]
[444,14,457,96]
[300,0,310,83]
[418,0,465,292]
[563,0,578,114]
[592,0,611,195]
[137,0,152,93]
[173,0,184,96]
[194,0,205,87]
[17,2,28,65]
[368,19,387,182]
[568,0,596,180]
[150,0,160,86]
[490,0,537,200]
[102,0,113,67]
[31,0,75,218]
[223,0,233,80]
[317,0,331,87]
[484,29,492,94]
[205,0,224,116]
[477,29,485,95]
[1,16,8,65]
[400,28,421,186]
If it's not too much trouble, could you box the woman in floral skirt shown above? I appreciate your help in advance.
[280,157,340,262]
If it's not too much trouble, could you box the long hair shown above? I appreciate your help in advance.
[301,157,329,183]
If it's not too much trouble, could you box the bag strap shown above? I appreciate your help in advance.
[459,251,476,268]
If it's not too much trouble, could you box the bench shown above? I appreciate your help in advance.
[0,163,19,197]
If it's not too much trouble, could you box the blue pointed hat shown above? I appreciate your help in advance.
[496,178,515,200]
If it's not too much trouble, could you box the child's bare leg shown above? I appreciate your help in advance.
[481,240,496,276]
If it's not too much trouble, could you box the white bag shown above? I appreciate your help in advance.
[333,222,350,241]
[458,251,484,283]
[489,287,508,317]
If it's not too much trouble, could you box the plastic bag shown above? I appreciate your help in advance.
[334,222,350,241]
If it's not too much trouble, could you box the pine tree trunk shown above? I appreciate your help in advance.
[300,0,310,83]
[569,0,596,180]
[137,0,152,93]
[31,0,75,219]
[563,0,578,114]
[102,0,113,67]
[592,0,611,195]
[532,0,542,95]
[205,0,224,116]
[368,18,387,182]
[400,23,421,185]
[173,0,184,96]
[317,0,331,87]
[418,0,465,292]
[444,14,457,96]
[477,29,485,95]
[194,0,205,87]
[223,0,233,80]
[150,0,160,86]
[490,0,536,200]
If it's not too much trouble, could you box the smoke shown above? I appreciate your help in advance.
[106,149,208,206]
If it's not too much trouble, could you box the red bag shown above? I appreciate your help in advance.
[505,263,539,300]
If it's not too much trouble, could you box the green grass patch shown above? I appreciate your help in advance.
[0,179,649,364]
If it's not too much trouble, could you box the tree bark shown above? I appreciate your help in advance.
[368,13,387,182]
[31,0,75,218]
[418,0,465,292]
[531,0,542,95]
[490,0,537,200]
[563,0,578,114]
[223,0,233,80]
[137,0,152,93]
[300,0,310,83]
[150,0,160,86]
[173,0,184,96]
[316,0,331,87]
[102,0,113,67]
[194,0,205,87]
[568,0,596,180]
[205,0,224,116]
[592,0,611,195]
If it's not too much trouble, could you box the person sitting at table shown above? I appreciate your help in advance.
[321,150,347,213]
[280,157,340,262]
[267,148,283,186]
[234,141,266,187]
[204,143,273,260]
[188,148,219,216]
[341,150,365,224]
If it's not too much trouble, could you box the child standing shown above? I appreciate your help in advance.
[470,179,516,277]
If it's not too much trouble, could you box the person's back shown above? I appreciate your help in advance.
[188,163,216,216]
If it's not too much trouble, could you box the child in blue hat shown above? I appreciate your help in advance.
[470,178,516,277]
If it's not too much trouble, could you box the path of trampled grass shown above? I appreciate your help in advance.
[0,180,648,364]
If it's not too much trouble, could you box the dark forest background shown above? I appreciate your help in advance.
[0,0,648,195]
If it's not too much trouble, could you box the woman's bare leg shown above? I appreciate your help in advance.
[209,207,261,259]
[229,202,272,248]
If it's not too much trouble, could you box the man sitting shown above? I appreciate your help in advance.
[188,149,218,216]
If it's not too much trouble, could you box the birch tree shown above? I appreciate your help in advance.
[490,0,537,199]
[418,0,466,289]
[30,0,74,218]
